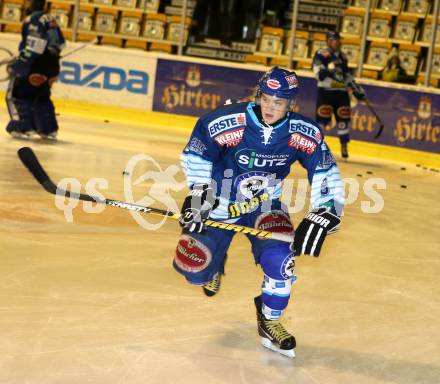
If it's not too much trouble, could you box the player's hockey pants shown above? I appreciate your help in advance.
[316,88,351,144]
[6,75,58,135]
[174,200,297,319]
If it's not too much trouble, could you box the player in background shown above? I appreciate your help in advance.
[5,0,64,140]
[312,31,365,159]
[175,67,344,358]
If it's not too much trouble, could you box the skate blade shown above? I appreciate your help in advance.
[261,337,295,359]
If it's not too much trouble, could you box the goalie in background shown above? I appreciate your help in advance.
[5,0,64,140]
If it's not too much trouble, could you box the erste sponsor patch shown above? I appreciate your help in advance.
[208,113,246,137]
[289,121,322,143]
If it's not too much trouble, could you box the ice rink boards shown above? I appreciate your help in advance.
[0,103,439,384]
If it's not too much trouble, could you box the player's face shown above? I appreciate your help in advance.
[327,38,340,50]
[260,93,289,125]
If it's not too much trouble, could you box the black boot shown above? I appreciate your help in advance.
[341,143,348,159]
[203,272,222,296]
[254,295,296,358]
[202,253,227,297]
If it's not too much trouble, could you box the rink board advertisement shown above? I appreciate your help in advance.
[54,43,156,110]
[152,58,261,115]
[153,60,439,154]
[294,78,440,155]
[0,33,156,110]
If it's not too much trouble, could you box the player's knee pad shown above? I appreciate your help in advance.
[336,120,350,144]
[33,100,58,134]
[173,234,215,285]
[6,98,35,133]
[259,244,295,281]
[316,104,333,125]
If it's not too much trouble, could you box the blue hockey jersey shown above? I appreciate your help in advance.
[11,10,65,78]
[312,47,353,90]
[180,102,344,221]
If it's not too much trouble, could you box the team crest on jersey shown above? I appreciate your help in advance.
[289,133,317,154]
[234,171,274,199]
[214,128,244,147]
[267,79,281,89]
[208,113,246,137]
[289,121,322,144]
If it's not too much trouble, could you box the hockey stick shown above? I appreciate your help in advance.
[0,47,14,82]
[61,38,99,59]
[349,80,384,139]
[364,98,385,139]
[17,147,293,243]
[0,39,98,82]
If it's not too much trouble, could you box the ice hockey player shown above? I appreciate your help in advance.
[5,0,65,139]
[312,31,365,159]
[175,67,345,358]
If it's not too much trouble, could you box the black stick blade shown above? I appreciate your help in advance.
[17,147,56,193]
[374,124,384,139]
[18,147,102,202]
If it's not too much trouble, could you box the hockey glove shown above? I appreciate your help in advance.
[349,81,366,101]
[179,184,218,233]
[293,208,341,257]
[7,57,31,78]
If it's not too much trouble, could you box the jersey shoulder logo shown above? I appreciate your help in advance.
[289,120,323,144]
[207,113,246,137]
[316,150,336,171]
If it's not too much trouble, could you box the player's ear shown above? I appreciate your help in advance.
[288,99,297,112]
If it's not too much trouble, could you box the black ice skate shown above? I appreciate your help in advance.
[254,295,296,358]
[341,143,349,159]
[202,272,221,296]
[9,130,36,139]
[202,254,227,297]
[39,132,58,140]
